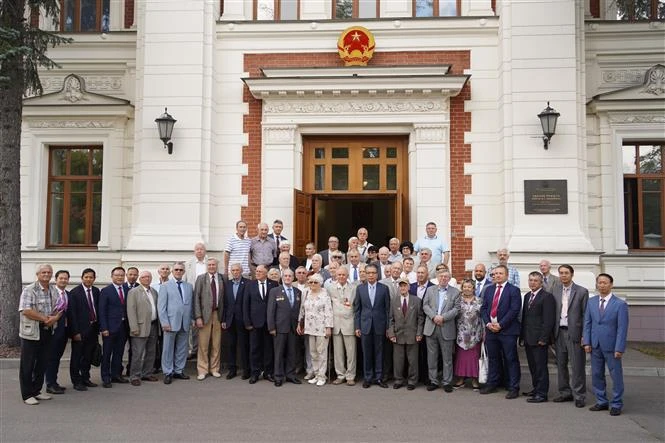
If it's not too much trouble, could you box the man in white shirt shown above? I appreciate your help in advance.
[356,227,373,261]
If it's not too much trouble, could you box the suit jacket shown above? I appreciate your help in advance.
[542,274,560,294]
[520,289,556,346]
[319,249,346,267]
[223,277,248,327]
[474,278,492,297]
[99,283,130,334]
[409,281,434,299]
[193,272,225,325]
[552,282,589,342]
[480,282,522,336]
[422,285,460,339]
[353,282,391,335]
[583,294,629,353]
[184,256,207,285]
[243,278,278,329]
[127,285,159,337]
[379,277,401,300]
[266,285,302,334]
[325,281,357,335]
[157,279,194,332]
[68,284,100,338]
[272,254,299,269]
[388,295,425,344]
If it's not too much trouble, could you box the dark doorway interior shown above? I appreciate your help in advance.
[315,195,395,252]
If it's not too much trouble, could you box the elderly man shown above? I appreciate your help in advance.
[346,248,362,285]
[150,263,171,373]
[224,220,251,277]
[539,259,560,293]
[423,269,460,392]
[380,261,403,299]
[244,265,278,384]
[319,236,345,267]
[127,271,160,386]
[418,248,436,279]
[491,248,520,288]
[389,278,425,390]
[402,257,416,284]
[301,242,316,271]
[356,227,373,260]
[326,266,357,386]
[376,247,391,279]
[414,222,450,266]
[249,223,277,277]
[158,262,193,384]
[387,237,403,263]
[223,262,250,380]
[18,264,62,405]
[194,258,225,380]
[274,241,299,270]
[184,242,208,359]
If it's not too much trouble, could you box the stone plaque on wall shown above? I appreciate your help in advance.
[524,180,568,214]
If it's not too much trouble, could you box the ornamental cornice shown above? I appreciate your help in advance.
[263,99,446,115]
[27,120,116,128]
[607,113,665,124]
[263,125,297,143]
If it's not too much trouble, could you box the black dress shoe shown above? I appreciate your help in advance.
[248,376,258,384]
[226,371,237,380]
[286,377,302,385]
[46,385,65,394]
[505,390,519,399]
[522,390,536,397]
[73,384,88,391]
[479,386,498,395]
[589,403,609,411]
[393,383,404,389]
[553,395,574,403]
[263,374,275,382]
[376,380,388,388]
[83,380,98,388]
[241,372,251,380]
[163,375,172,385]
[527,396,548,403]
[102,382,113,388]
[575,399,585,408]
[274,380,283,387]
[111,376,129,384]
[407,384,416,391]
[362,381,371,388]
[173,373,190,380]
[426,383,439,392]
[443,385,454,393]
[610,408,621,416]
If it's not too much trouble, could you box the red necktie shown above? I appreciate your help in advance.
[528,292,536,309]
[401,297,407,316]
[490,284,502,318]
[117,286,125,305]
[211,275,217,311]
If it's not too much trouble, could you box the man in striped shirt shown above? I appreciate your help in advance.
[224,220,251,278]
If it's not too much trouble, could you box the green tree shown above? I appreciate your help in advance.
[0,0,70,345]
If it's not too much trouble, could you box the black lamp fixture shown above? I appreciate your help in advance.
[155,107,177,154]
[537,102,560,150]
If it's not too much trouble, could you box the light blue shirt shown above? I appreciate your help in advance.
[414,235,449,265]
[368,284,376,307]
[437,286,448,314]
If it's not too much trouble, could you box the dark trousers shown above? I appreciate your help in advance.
[70,323,99,384]
[418,339,429,383]
[45,318,68,387]
[226,321,249,374]
[19,332,52,400]
[525,343,549,398]
[361,329,384,382]
[383,336,393,380]
[486,333,520,391]
[249,326,273,376]
[101,326,127,383]
[273,331,296,381]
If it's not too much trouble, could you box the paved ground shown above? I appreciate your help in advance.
[1,365,663,442]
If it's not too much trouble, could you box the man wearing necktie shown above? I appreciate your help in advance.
[519,271,555,403]
[583,273,629,417]
[346,249,362,286]
[353,264,391,389]
[158,262,194,384]
[99,266,131,387]
[194,258,225,381]
[473,263,491,298]
[243,265,277,383]
[68,268,100,391]
[45,270,71,395]
[326,266,358,386]
[127,271,160,386]
[422,269,460,392]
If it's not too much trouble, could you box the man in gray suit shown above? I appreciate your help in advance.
[193,257,225,380]
[539,259,560,293]
[326,266,357,386]
[127,270,160,386]
[423,269,460,392]
[158,262,193,384]
[552,264,589,407]
[388,278,424,390]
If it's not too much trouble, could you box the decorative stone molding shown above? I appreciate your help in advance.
[263,125,296,143]
[41,75,123,93]
[642,64,665,96]
[608,114,665,124]
[263,99,446,115]
[28,120,116,128]
[413,124,447,142]
[601,70,644,84]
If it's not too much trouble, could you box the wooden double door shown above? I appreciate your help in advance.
[294,136,409,256]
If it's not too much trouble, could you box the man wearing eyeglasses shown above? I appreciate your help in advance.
[319,236,346,267]
[158,262,193,385]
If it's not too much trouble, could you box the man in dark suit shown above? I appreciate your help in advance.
[266,269,302,386]
[473,263,492,297]
[552,264,589,407]
[68,268,100,391]
[318,236,345,268]
[99,266,130,388]
[354,263,391,389]
[45,270,71,394]
[520,271,555,403]
[480,264,522,399]
[273,241,299,270]
[268,219,287,253]
[223,262,250,380]
[583,273,629,416]
[243,265,278,383]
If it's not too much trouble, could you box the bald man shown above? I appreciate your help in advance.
[127,271,160,386]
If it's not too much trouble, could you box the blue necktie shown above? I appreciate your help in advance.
[353,266,358,281]
[369,285,375,307]
[287,288,294,307]
[176,281,183,302]
[476,281,481,297]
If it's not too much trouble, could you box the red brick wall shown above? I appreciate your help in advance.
[124,0,134,28]
[243,51,472,279]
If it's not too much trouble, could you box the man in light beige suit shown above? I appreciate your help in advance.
[185,242,208,358]
[127,271,160,386]
[325,266,357,386]
[193,257,225,380]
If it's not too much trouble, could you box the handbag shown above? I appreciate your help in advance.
[91,343,102,367]
[478,342,489,384]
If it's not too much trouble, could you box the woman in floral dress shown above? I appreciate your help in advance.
[454,279,484,390]
[298,273,333,386]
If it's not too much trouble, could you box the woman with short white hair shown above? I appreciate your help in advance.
[298,273,333,386]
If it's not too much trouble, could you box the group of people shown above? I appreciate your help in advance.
[18,220,629,417]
